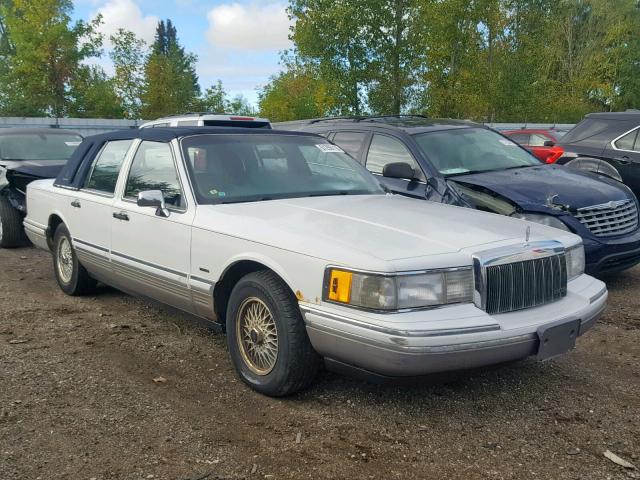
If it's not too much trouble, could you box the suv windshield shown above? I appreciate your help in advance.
[181,134,384,204]
[413,127,540,176]
[0,132,82,161]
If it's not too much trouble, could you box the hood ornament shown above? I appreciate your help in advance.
[546,193,570,211]
[525,225,531,245]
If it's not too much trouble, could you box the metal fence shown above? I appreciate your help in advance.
[0,117,147,136]
[0,117,577,136]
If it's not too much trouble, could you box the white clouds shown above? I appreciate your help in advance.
[92,0,159,46]
[205,2,292,52]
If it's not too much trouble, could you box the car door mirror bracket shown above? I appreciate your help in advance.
[137,190,170,218]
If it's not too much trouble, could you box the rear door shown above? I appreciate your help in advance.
[67,139,134,280]
[364,133,427,198]
[110,140,196,313]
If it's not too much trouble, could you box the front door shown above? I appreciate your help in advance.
[608,125,640,195]
[110,140,196,313]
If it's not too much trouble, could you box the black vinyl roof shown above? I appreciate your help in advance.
[56,127,321,190]
[83,126,314,143]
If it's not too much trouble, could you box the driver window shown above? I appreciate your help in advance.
[366,134,425,181]
[124,141,185,209]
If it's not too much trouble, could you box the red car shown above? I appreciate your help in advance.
[503,129,567,164]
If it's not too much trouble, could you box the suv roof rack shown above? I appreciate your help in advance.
[163,112,230,118]
[305,114,432,125]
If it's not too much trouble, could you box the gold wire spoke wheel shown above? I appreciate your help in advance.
[56,237,74,284]
[236,297,279,376]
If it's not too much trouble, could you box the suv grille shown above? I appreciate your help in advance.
[575,200,638,237]
[485,254,567,315]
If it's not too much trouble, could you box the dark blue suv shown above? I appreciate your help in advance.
[280,116,640,276]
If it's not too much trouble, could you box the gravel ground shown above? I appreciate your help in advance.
[1,247,639,480]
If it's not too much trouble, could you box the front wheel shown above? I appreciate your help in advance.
[0,197,27,248]
[52,224,97,296]
[226,270,321,396]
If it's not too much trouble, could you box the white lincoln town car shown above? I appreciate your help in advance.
[23,127,607,396]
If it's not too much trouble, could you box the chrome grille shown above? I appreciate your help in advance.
[575,200,638,237]
[484,254,567,315]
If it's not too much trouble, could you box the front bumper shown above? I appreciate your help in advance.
[583,228,640,275]
[301,275,607,377]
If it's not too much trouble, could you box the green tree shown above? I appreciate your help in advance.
[110,29,146,119]
[69,65,124,118]
[196,80,228,113]
[258,65,337,121]
[227,94,256,116]
[141,19,200,118]
[289,0,372,115]
[0,0,102,116]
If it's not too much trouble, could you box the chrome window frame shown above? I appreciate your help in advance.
[82,139,135,198]
[611,125,640,154]
[120,139,189,214]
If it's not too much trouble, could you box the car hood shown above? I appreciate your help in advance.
[195,195,578,269]
[0,159,67,179]
[450,165,632,211]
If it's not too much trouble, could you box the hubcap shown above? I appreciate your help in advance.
[236,297,278,375]
[56,237,74,284]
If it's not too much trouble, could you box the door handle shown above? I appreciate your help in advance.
[71,200,81,208]
[112,212,129,221]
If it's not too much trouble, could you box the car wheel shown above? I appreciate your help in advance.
[0,197,28,248]
[226,270,321,396]
[52,223,97,296]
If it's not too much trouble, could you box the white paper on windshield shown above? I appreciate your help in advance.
[65,141,81,146]
[441,168,470,175]
[499,139,516,146]
[316,144,344,153]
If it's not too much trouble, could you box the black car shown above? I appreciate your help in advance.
[0,128,82,247]
[557,111,640,195]
[277,115,640,275]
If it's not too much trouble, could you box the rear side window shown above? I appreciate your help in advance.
[332,131,368,159]
[124,141,184,209]
[561,119,610,143]
[529,134,549,146]
[85,140,133,194]
[506,133,529,144]
[614,128,639,152]
[366,134,424,180]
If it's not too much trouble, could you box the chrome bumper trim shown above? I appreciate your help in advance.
[299,305,500,338]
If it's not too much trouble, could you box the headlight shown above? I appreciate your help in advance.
[566,244,585,280]
[511,212,570,232]
[324,267,474,311]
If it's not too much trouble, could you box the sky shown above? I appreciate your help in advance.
[72,0,294,106]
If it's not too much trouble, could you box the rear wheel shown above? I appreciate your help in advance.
[0,197,27,248]
[52,224,97,296]
[226,270,321,396]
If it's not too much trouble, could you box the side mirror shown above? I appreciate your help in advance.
[543,140,555,147]
[383,162,415,180]
[137,190,169,217]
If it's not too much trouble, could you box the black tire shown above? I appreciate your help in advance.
[52,224,97,296]
[226,270,321,396]
[0,197,27,248]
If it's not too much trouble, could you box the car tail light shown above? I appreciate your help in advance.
[230,116,254,121]
[545,146,564,164]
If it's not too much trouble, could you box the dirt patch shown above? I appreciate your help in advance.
[1,247,639,480]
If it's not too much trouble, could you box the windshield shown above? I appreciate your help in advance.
[181,134,384,204]
[0,132,82,161]
[413,127,540,177]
